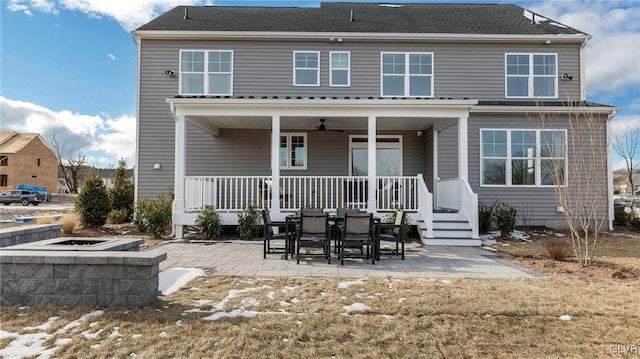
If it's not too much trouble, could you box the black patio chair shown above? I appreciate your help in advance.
[377,210,407,260]
[338,212,375,265]
[262,209,290,259]
[296,212,331,264]
[333,208,362,252]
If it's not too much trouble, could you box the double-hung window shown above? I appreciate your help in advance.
[481,129,565,186]
[505,53,557,98]
[280,133,307,170]
[180,50,233,95]
[294,51,320,86]
[381,52,433,97]
[330,52,350,86]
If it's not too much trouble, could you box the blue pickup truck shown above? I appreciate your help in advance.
[17,183,51,202]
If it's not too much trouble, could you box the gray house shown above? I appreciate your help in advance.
[133,3,617,245]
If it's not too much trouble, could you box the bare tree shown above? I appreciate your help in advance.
[536,100,610,267]
[612,122,640,194]
[49,132,87,193]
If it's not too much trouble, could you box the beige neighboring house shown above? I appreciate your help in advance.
[0,132,58,194]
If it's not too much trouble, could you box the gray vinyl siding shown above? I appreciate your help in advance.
[137,38,582,198]
[467,113,609,222]
[140,39,581,99]
[437,124,459,179]
[424,127,434,192]
[184,129,424,177]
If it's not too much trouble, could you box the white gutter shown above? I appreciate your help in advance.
[133,30,591,44]
[132,31,141,204]
[471,105,619,115]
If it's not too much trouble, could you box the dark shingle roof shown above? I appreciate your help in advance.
[136,2,585,36]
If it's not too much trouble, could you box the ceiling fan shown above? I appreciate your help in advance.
[313,118,344,132]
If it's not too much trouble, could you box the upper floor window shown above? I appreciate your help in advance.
[481,129,566,187]
[180,50,233,95]
[293,51,320,86]
[381,52,433,97]
[280,133,307,170]
[330,52,350,86]
[0,175,7,187]
[0,156,7,166]
[505,53,557,98]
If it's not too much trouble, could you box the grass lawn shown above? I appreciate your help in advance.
[1,232,638,358]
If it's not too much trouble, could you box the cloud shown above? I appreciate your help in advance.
[108,53,116,60]
[0,97,135,167]
[527,1,640,96]
[6,0,203,31]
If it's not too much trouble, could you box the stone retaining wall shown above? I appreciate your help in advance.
[0,224,62,248]
[0,250,167,307]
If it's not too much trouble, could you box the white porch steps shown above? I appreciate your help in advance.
[418,212,481,246]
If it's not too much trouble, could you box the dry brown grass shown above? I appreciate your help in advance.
[494,233,640,271]
[35,216,55,225]
[2,276,639,358]
[59,213,81,234]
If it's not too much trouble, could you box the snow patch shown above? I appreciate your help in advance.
[158,268,206,296]
[338,279,366,288]
[342,303,371,312]
[523,9,549,24]
[559,314,572,321]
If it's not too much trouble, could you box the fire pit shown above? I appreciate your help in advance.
[8,237,143,251]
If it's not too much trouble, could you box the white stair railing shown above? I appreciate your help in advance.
[460,179,479,238]
[416,174,433,238]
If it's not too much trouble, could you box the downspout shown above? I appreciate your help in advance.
[579,37,590,101]
[606,109,618,231]
[131,31,141,206]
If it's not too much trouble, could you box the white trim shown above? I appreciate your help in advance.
[349,135,403,176]
[479,129,567,187]
[279,132,307,170]
[471,105,618,114]
[504,53,558,99]
[580,43,586,100]
[271,116,281,213]
[606,113,616,230]
[380,52,434,98]
[458,117,468,182]
[133,30,591,43]
[329,51,350,87]
[293,51,320,87]
[367,116,377,213]
[179,49,233,96]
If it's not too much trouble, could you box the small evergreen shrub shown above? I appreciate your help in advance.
[478,203,493,234]
[60,213,81,234]
[75,173,112,227]
[196,205,222,240]
[629,210,640,231]
[109,158,134,221]
[493,200,517,237]
[237,203,261,240]
[614,209,630,225]
[542,237,572,261]
[134,192,173,238]
[107,209,129,224]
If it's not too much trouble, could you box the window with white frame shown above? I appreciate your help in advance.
[349,136,402,176]
[381,52,433,97]
[505,53,557,98]
[280,133,307,170]
[180,50,233,95]
[330,52,350,86]
[293,51,319,86]
[481,129,565,186]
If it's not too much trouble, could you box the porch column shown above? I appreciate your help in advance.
[270,115,281,214]
[173,113,186,239]
[457,116,469,182]
[432,126,439,207]
[367,116,377,213]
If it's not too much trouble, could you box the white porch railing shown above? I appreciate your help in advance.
[460,179,479,238]
[436,177,459,210]
[184,175,418,212]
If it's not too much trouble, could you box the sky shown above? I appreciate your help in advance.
[1,0,639,169]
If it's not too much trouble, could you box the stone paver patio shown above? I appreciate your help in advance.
[145,241,540,278]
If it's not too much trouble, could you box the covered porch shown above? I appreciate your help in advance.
[167,98,480,245]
